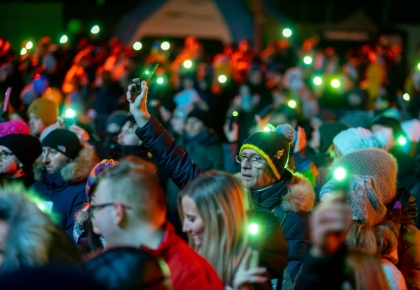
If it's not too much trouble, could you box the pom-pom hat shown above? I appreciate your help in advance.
[240,124,295,179]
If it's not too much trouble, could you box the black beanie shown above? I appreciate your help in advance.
[0,134,42,171]
[187,108,212,128]
[240,124,295,179]
[318,122,348,152]
[371,116,404,141]
[42,129,82,160]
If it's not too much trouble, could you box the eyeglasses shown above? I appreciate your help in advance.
[88,202,132,217]
[235,154,265,168]
[0,151,14,160]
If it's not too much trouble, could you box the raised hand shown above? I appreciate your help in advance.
[310,194,353,257]
[232,248,268,290]
[126,78,151,127]
[223,120,239,143]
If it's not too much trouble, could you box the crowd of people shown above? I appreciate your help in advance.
[0,31,418,289]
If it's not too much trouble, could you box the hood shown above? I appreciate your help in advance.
[250,169,315,213]
[35,145,100,184]
[281,172,315,212]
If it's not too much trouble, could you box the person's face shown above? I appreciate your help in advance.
[240,148,277,189]
[90,180,115,243]
[29,112,47,136]
[181,195,205,247]
[0,145,22,177]
[374,97,389,111]
[185,117,206,137]
[182,78,194,89]
[106,123,121,135]
[0,220,9,268]
[239,85,251,97]
[42,147,70,174]
[170,117,185,135]
[309,128,321,149]
[117,121,141,146]
[348,93,362,106]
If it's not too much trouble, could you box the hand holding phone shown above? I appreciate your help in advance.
[232,248,268,290]
[131,63,159,95]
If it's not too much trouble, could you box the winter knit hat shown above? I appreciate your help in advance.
[333,127,381,156]
[320,174,387,227]
[106,110,130,132]
[371,116,404,141]
[42,129,82,160]
[240,124,295,179]
[0,120,30,137]
[187,108,212,128]
[318,122,348,152]
[27,98,58,126]
[85,159,119,197]
[336,148,397,204]
[0,134,42,171]
[340,110,371,129]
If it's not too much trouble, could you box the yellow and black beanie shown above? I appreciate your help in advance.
[240,124,295,179]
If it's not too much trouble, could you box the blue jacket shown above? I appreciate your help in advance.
[33,146,99,242]
[136,117,315,281]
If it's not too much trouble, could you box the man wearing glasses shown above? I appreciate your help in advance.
[127,80,316,283]
[89,157,223,290]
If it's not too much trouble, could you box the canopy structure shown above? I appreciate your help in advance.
[116,0,253,45]
[116,0,291,46]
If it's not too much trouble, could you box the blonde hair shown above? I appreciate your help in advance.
[178,171,248,285]
[99,156,166,225]
[344,249,390,290]
[347,220,399,258]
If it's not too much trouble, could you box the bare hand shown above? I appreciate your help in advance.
[126,79,151,126]
[233,248,268,290]
[223,120,239,143]
[254,114,270,131]
[310,194,353,257]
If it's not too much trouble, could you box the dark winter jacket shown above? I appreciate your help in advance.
[81,247,171,290]
[135,117,315,282]
[33,146,100,242]
[390,188,420,290]
[295,245,347,290]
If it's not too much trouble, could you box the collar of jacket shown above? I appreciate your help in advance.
[140,222,174,257]
[250,169,315,213]
[41,171,68,188]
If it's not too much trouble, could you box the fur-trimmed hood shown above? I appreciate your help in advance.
[247,169,315,213]
[35,145,100,185]
[281,172,315,212]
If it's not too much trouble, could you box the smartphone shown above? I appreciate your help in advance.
[133,63,159,94]
[3,87,11,114]
[247,221,265,269]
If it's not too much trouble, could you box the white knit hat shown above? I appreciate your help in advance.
[333,127,381,156]
[401,119,420,142]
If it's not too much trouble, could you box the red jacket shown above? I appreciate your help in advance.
[141,222,224,290]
